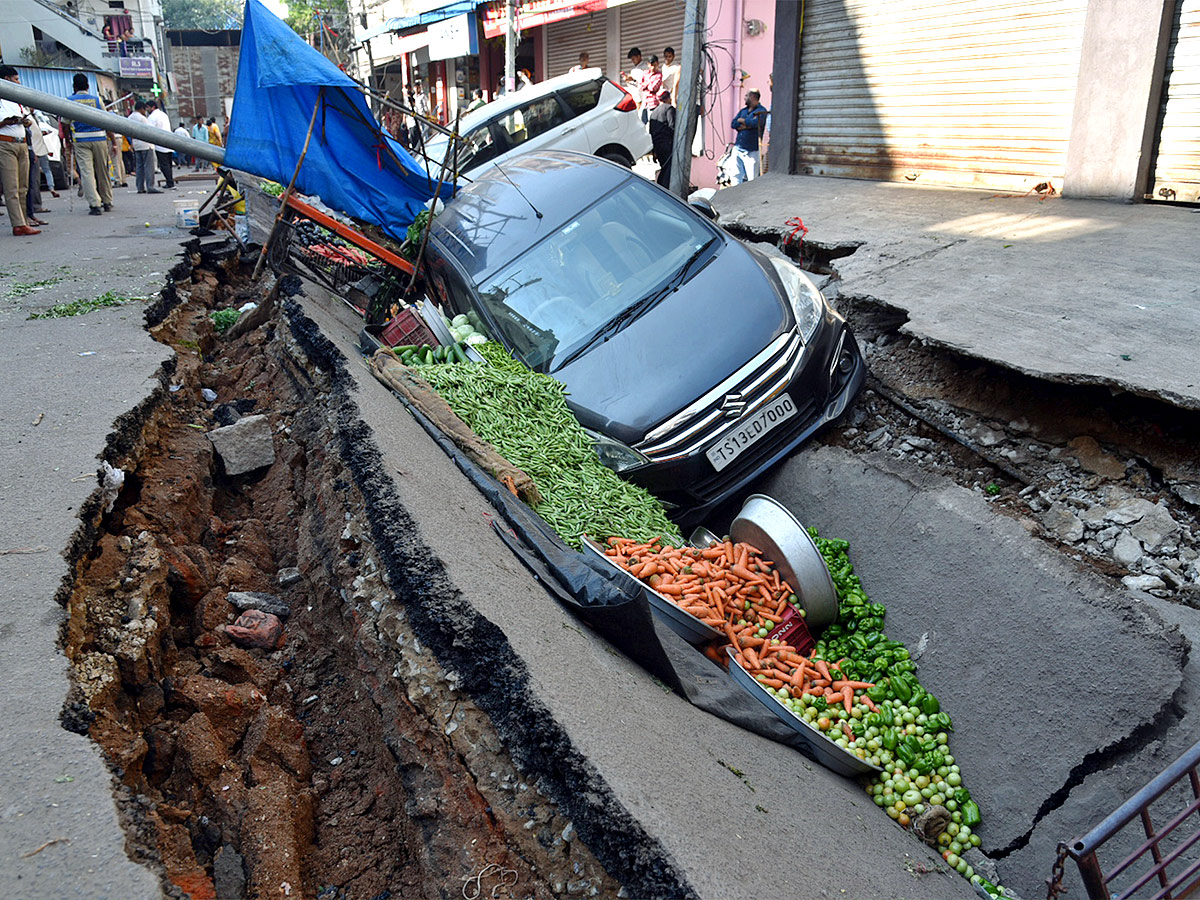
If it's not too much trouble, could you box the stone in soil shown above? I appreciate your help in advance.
[227,590,291,619]
[206,413,275,475]
[1067,435,1127,479]
[224,609,285,650]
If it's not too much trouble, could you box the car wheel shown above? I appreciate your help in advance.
[596,147,633,168]
[50,160,67,191]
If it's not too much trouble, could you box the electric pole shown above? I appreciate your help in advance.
[669,0,705,197]
[505,0,517,95]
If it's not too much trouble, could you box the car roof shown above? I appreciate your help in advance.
[431,149,634,282]
[437,68,608,135]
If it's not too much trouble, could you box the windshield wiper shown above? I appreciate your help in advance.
[554,238,717,369]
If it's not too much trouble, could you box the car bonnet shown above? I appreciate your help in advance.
[554,238,794,445]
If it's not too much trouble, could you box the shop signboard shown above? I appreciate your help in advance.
[481,0,629,40]
[427,12,478,61]
[118,56,155,79]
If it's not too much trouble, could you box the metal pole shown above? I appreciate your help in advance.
[669,0,706,197]
[252,89,324,282]
[505,0,517,95]
[0,78,223,164]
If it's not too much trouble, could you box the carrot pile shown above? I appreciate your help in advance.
[603,535,878,743]
[603,536,810,661]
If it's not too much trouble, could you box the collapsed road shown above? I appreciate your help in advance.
[3,174,1198,899]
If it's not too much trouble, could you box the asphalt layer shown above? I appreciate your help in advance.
[759,446,1192,895]
[0,182,199,897]
[711,175,1200,412]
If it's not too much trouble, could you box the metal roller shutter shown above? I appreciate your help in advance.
[618,0,685,70]
[1150,0,1200,203]
[546,11,609,79]
[796,0,1088,192]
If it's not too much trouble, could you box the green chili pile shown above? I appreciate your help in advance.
[810,530,1008,898]
[410,344,681,550]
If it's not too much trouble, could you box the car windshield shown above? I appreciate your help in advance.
[471,177,718,372]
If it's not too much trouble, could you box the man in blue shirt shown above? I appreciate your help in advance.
[728,89,768,185]
[66,73,113,215]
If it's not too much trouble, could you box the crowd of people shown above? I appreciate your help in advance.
[0,66,225,237]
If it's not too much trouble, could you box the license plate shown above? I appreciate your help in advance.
[705,394,797,471]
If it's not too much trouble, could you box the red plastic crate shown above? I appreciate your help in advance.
[381,307,437,348]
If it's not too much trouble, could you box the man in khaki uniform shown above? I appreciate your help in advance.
[0,65,39,235]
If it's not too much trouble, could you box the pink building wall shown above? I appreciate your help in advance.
[691,0,776,189]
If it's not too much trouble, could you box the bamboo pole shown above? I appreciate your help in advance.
[252,89,325,282]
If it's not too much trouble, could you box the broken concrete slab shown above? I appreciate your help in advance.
[999,593,1200,898]
[711,175,1200,411]
[761,445,1189,860]
[207,414,275,475]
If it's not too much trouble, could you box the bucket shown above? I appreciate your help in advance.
[174,199,199,229]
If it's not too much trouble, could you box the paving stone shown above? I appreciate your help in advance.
[1105,498,1158,526]
[1124,574,1167,592]
[1042,503,1084,543]
[1129,503,1180,552]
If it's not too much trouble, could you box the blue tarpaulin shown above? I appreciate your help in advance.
[226,0,450,238]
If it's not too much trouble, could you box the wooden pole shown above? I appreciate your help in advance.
[252,88,324,282]
[404,109,460,299]
[669,0,707,197]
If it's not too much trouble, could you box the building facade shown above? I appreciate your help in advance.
[168,29,240,121]
[0,0,174,116]
[768,0,1199,204]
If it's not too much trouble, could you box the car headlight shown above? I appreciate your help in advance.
[769,257,825,343]
[586,429,650,473]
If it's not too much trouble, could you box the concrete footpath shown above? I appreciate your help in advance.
[711,175,1200,411]
[0,181,210,897]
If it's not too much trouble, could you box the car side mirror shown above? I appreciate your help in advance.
[689,198,718,221]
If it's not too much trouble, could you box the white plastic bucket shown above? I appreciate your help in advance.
[174,199,199,229]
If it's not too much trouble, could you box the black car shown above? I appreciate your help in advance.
[422,150,865,524]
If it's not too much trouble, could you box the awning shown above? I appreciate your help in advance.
[360,0,477,42]
[227,0,452,236]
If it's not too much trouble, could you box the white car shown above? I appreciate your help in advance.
[422,68,652,177]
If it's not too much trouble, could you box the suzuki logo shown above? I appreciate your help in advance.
[719,393,747,419]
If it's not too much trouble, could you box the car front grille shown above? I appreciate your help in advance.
[634,329,804,462]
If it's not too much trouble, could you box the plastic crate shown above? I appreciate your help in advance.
[381,307,437,348]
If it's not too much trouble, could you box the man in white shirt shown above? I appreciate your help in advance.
[128,100,161,193]
[661,47,681,101]
[623,47,647,117]
[173,121,190,167]
[0,65,39,235]
[146,100,174,189]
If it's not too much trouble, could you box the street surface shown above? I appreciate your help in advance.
[0,168,1196,899]
[712,175,1200,411]
[0,180,205,898]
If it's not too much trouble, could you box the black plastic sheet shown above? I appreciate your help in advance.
[386,380,832,759]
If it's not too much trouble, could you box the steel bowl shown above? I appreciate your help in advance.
[728,494,839,630]
[688,526,723,548]
[727,648,882,777]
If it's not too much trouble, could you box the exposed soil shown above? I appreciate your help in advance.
[58,246,627,900]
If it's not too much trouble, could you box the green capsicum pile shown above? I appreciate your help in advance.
[809,530,1011,898]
